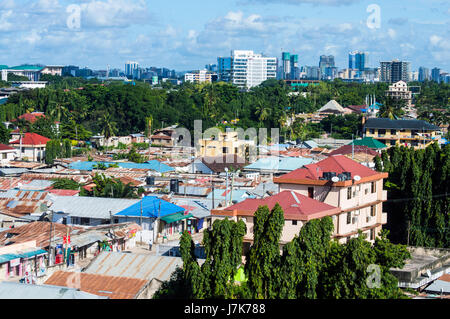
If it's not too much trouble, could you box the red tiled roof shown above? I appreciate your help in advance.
[220,190,340,221]
[328,145,379,157]
[0,143,16,151]
[9,132,50,146]
[274,155,385,185]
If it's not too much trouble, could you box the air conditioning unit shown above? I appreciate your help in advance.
[352,217,358,224]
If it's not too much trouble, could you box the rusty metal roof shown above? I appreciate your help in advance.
[84,252,183,282]
[44,271,149,299]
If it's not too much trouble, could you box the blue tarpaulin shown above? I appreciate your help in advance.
[114,196,185,218]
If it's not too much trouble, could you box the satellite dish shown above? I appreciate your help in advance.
[354,175,361,181]
[331,176,339,183]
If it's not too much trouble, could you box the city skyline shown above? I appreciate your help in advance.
[0,0,449,71]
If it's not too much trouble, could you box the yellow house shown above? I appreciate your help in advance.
[196,130,255,159]
[364,118,441,149]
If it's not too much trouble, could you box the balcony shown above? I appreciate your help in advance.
[381,213,387,224]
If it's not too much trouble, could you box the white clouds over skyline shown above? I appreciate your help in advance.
[0,0,448,71]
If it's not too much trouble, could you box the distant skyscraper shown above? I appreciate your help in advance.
[349,51,368,71]
[418,67,430,82]
[281,52,299,80]
[319,55,335,79]
[304,66,321,80]
[125,61,139,78]
[230,50,277,89]
[217,57,232,82]
[380,60,410,83]
[431,68,441,83]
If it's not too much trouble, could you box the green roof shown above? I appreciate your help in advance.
[349,137,387,149]
[9,65,44,71]
[160,212,193,224]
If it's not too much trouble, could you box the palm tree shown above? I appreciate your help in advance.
[255,100,271,123]
[99,113,118,146]
[48,101,69,123]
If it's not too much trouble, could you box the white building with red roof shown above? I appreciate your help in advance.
[274,155,388,243]
[9,132,50,162]
[0,144,18,162]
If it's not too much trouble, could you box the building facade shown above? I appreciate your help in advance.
[364,118,441,149]
[184,70,216,83]
[385,80,413,108]
[230,50,277,90]
[380,60,410,83]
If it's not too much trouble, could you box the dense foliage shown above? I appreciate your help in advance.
[375,143,450,248]
[155,204,410,299]
[80,173,143,198]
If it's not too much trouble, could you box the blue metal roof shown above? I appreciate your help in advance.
[0,249,47,264]
[68,160,174,173]
[114,196,185,218]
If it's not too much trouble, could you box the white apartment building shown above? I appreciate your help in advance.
[184,69,214,83]
[231,50,277,90]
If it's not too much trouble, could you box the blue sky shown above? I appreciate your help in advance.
[0,0,448,72]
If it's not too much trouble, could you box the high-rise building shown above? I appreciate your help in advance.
[319,55,335,79]
[281,52,299,80]
[125,61,139,78]
[349,51,368,71]
[431,68,441,83]
[380,60,410,83]
[418,67,430,82]
[230,50,277,89]
[217,57,232,82]
[304,66,321,80]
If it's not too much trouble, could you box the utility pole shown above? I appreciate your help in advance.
[352,134,354,160]
[47,212,53,267]
[211,179,215,209]
[140,195,143,244]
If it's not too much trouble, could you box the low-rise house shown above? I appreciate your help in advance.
[9,132,50,162]
[114,196,188,242]
[48,196,140,226]
[364,118,441,149]
[348,136,387,151]
[212,190,340,247]
[273,155,389,243]
[150,128,177,147]
[0,144,18,162]
[130,133,147,144]
[44,271,151,299]
[191,155,247,175]
[0,241,47,283]
[196,130,255,159]
[317,100,346,115]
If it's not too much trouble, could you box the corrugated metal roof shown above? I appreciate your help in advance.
[68,161,174,173]
[49,196,139,219]
[245,156,313,172]
[44,271,148,299]
[0,282,106,299]
[0,189,51,201]
[84,252,183,282]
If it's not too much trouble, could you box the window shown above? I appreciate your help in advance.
[370,229,375,241]
[80,218,90,225]
[370,206,376,217]
[390,140,396,146]
[347,187,352,200]
[369,129,375,135]
[347,212,352,224]
[391,129,397,135]
[292,220,297,226]
[114,218,119,224]
[365,188,369,195]
[222,147,228,153]
[234,147,238,154]
[308,187,314,199]
[371,182,376,193]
